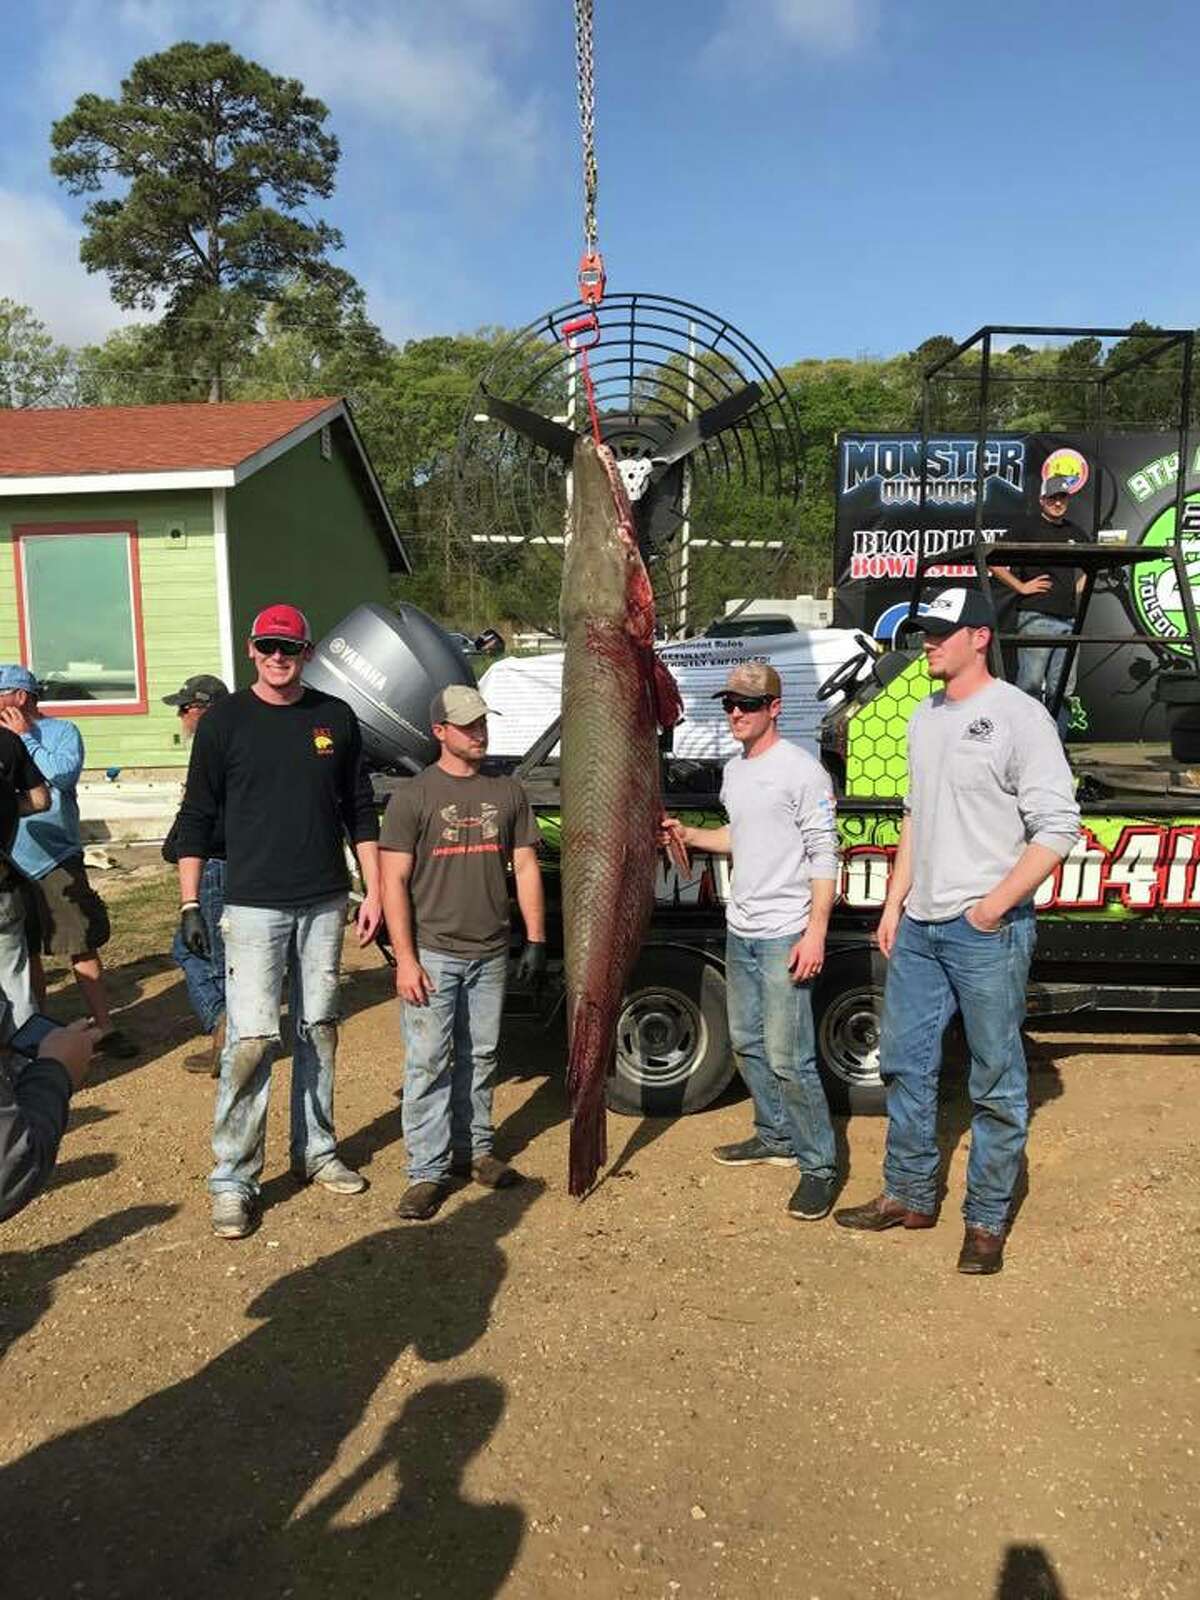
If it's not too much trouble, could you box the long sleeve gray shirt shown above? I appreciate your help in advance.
[904,679,1080,922]
[720,738,839,938]
[0,1055,72,1222]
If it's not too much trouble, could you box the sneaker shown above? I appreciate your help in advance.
[211,1191,254,1239]
[294,1158,368,1195]
[95,1028,138,1060]
[787,1173,835,1220]
[395,1180,448,1221]
[711,1136,795,1168]
[451,1154,523,1190]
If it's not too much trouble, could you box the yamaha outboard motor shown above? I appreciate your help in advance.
[303,602,475,773]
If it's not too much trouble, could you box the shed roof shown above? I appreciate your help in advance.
[0,397,409,571]
[0,397,336,478]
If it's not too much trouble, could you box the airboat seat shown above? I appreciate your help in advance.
[1070,742,1200,801]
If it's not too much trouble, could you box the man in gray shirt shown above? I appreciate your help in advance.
[835,586,1080,1273]
[663,661,840,1221]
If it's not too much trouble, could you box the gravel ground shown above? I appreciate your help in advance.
[0,864,1196,1599]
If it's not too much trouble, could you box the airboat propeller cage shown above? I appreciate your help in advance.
[302,602,475,773]
[454,291,804,635]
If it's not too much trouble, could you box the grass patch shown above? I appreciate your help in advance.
[44,863,179,984]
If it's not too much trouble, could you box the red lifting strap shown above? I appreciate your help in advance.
[561,311,604,447]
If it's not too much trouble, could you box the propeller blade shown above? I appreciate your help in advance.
[479,390,579,462]
[635,468,686,554]
[649,383,764,476]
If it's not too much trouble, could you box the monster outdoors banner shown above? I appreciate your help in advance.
[833,430,1200,741]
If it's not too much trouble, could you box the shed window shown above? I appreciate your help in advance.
[14,525,146,711]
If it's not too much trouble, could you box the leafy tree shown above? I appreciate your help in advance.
[75,323,211,405]
[0,300,75,407]
[51,41,351,399]
[233,280,390,404]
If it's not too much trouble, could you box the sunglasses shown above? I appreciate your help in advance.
[720,693,773,714]
[176,703,199,716]
[252,636,306,658]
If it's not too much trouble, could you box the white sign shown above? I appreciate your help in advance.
[479,628,865,761]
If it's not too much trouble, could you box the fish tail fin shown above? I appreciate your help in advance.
[567,998,609,1197]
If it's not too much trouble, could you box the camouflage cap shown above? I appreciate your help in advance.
[711,661,782,699]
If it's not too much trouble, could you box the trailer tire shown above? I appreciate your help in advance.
[608,947,736,1117]
[812,949,888,1116]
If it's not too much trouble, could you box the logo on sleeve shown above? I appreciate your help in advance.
[312,726,335,756]
[965,717,994,742]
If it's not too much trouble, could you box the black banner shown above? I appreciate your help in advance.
[833,430,1200,741]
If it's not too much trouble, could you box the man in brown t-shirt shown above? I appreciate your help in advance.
[380,683,545,1219]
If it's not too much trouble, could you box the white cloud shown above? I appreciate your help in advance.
[38,0,545,186]
[0,188,133,345]
[246,0,543,188]
[702,0,880,70]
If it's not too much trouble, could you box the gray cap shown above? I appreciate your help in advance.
[430,683,495,726]
[1041,475,1073,499]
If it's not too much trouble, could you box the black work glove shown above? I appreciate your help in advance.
[180,904,211,960]
[516,941,547,989]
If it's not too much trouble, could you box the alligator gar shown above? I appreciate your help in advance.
[560,437,684,1195]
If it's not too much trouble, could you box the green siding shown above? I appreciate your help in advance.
[226,424,391,686]
[0,489,219,771]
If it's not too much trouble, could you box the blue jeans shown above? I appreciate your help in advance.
[0,886,34,1028]
[1016,611,1074,731]
[880,908,1037,1234]
[170,858,226,1033]
[210,896,347,1198]
[401,948,508,1184]
[724,931,836,1180]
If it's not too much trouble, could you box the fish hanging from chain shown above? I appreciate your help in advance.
[559,436,687,1195]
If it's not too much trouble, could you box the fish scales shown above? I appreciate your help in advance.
[560,438,682,1195]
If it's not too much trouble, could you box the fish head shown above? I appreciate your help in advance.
[561,437,655,645]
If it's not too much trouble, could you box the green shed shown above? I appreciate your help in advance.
[0,398,409,772]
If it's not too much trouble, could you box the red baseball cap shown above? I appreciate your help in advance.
[250,603,311,643]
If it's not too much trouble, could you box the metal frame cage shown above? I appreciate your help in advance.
[909,324,1200,709]
[452,291,805,634]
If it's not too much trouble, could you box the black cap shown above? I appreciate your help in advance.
[161,673,229,708]
[910,587,995,637]
[1041,475,1073,499]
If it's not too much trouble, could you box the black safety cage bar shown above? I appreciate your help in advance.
[909,324,1197,721]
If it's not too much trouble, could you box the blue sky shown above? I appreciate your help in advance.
[2,0,1197,365]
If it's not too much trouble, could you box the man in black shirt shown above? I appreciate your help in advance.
[162,674,229,1075]
[993,475,1087,733]
[175,604,382,1240]
[0,730,50,1025]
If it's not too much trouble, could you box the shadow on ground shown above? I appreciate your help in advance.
[996,1542,1067,1598]
[0,1203,177,1361]
[0,1181,541,1599]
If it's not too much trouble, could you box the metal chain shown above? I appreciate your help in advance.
[574,0,598,250]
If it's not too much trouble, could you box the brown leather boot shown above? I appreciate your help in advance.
[957,1225,1005,1274]
[209,1012,226,1079]
[833,1193,937,1231]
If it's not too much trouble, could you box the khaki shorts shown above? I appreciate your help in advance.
[23,855,111,956]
